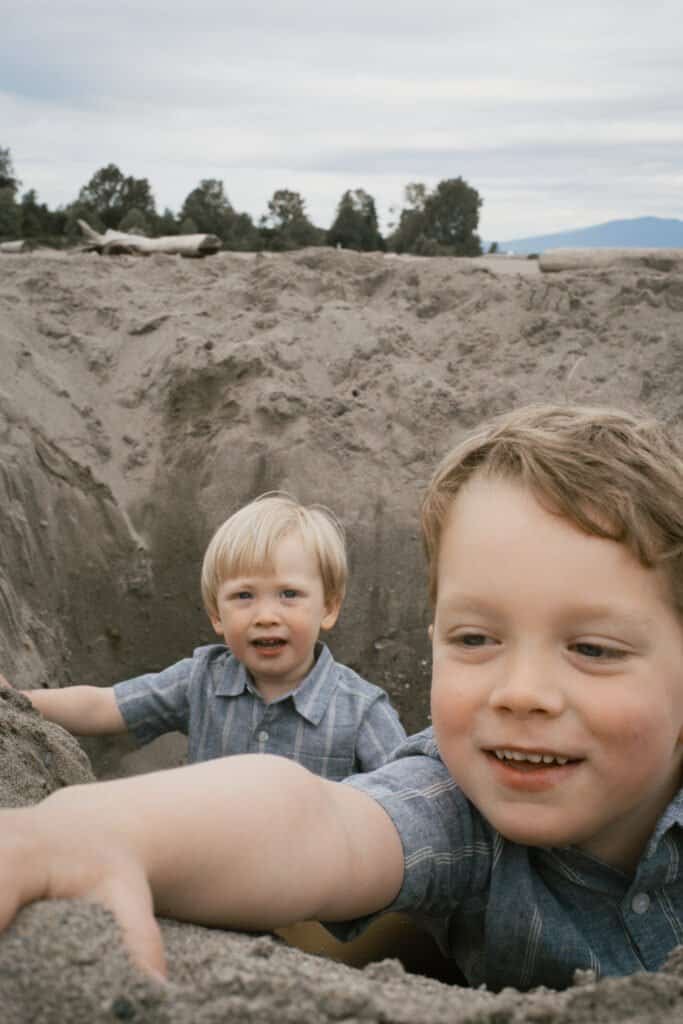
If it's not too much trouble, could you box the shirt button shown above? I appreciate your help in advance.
[258,730,269,742]
[631,893,650,914]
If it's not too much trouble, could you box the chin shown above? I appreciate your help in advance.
[490,813,580,850]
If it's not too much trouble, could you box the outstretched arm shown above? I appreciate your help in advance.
[0,755,404,976]
[1,677,126,735]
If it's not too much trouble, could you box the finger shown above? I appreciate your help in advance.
[0,820,47,931]
[0,673,14,689]
[90,866,167,979]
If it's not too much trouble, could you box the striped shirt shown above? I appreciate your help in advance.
[333,728,683,991]
[113,643,406,779]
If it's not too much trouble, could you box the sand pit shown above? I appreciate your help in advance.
[1,246,683,1020]
[1,688,682,1023]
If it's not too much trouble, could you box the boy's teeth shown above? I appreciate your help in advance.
[494,749,569,766]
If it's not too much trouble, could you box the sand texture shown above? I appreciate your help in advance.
[2,247,683,1019]
[0,686,94,805]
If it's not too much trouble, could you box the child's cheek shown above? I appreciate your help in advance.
[430,672,472,736]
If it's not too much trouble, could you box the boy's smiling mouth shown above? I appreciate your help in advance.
[251,638,287,649]
[483,747,583,777]
[493,749,572,767]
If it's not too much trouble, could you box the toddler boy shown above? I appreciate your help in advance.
[6,493,406,779]
[1,405,681,991]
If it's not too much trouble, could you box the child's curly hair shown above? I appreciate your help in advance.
[422,404,683,610]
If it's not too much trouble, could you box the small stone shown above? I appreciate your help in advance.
[111,995,136,1020]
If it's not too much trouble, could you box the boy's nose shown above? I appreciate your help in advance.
[488,650,564,716]
[253,598,281,625]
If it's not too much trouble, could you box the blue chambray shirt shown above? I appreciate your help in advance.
[333,728,683,991]
[113,643,406,779]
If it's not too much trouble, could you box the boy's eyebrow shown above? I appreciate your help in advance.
[436,593,497,614]
[558,604,655,633]
[436,593,655,632]
[220,574,309,587]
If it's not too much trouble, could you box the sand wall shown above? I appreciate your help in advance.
[3,248,683,774]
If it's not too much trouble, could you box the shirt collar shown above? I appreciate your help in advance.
[646,785,683,854]
[213,642,337,724]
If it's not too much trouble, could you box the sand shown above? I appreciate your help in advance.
[1,245,683,1020]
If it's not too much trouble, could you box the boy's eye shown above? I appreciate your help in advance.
[281,588,299,599]
[570,641,627,661]
[234,591,252,600]
[453,632,496,648]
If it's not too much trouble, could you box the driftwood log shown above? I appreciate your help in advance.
[0,240,29,254]
[540,247,683,273]
[77,220,222,257]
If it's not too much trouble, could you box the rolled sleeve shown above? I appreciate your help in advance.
[114,658,193,745]
[326,731,493,944]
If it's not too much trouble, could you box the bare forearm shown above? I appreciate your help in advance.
[43,755,402,928]
[22,686,126,735]
[0,755,403,975]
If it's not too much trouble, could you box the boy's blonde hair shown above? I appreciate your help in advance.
[201,492,347,617]
[422,404,683,610]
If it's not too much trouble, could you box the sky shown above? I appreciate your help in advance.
[2,0,682,242]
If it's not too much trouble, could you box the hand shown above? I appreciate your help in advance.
[0,673,14,689]
[0,804,167,978]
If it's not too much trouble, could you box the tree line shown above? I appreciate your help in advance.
[0,145,484,256]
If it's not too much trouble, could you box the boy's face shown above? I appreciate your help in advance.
[430,474,683,871]
[210,531,340,697]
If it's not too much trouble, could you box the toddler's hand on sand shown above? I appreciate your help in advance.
[0,803,167,978]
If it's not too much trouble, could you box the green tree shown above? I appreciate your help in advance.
[260,189,322,250]
[76,163,126,227]
[0,191,21,239]
[0,145,21,239]
[179,215,198,235]
[404,182,428,212]
[19,189,66,243]
[388,177,482,256]
[64,199,106,241]
[154,207,180,236]
[118,207,150,234]
[327,188,383,251]
[0,146,19,191]
[423,177,482,255]
[180,178,230,234]
[386,181,428,254]
[76,164,157,230]
[179,179,258,249]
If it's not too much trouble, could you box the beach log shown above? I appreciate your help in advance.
[77,220,222,257]
[540,248,683,273]
[0,240,29,253]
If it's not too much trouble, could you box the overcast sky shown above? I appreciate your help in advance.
[3,1,682,241]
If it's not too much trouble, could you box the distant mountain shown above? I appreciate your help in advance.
[497,216,683,255]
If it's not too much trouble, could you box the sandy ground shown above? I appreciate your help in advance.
[2,246,683,1020]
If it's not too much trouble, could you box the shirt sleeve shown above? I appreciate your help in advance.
[354,692,407,771]
[113,657,194,745]
[325,730,494,945]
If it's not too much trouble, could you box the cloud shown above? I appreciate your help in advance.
[2,0,682,237]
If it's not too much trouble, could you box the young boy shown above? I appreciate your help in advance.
[1,405,682,991]
[4,493,406,780]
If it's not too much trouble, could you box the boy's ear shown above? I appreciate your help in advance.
[320,598,342,632]
[210,614,225,637]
